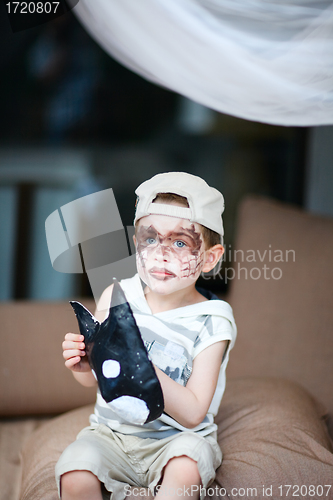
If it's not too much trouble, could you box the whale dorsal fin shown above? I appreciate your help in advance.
[69,301,100,344]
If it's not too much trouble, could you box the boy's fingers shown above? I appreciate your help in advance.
[64,357,81,369]
[62,340,85,351]
[63,349,85,360]
[64,333,84,342]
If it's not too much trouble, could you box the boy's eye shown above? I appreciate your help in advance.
[146,238,157,245]
[174,240,186,248]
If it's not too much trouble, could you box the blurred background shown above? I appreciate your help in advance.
[1,7,332,302]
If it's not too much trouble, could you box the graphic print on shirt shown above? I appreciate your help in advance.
[142,339,191,386]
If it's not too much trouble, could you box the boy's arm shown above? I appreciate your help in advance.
[153,340,227,429]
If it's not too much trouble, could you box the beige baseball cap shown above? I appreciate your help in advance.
[134,172,224,242]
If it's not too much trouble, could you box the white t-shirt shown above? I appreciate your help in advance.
[90,274,237,439]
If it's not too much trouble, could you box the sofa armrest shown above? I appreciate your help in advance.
[0,300,96,417]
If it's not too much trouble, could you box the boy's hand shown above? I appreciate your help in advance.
[62,333,91,373]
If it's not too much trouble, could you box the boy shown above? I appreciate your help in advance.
[57,172,237,500]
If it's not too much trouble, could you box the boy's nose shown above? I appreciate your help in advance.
[154,243,169,261]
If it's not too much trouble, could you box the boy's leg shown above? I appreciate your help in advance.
[56,425,143,499]
[61,470,103,500]
[155,456,201,500]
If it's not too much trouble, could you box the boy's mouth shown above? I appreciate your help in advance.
[148,267,176,280]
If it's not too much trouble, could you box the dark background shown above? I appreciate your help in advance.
[0,6,329,301]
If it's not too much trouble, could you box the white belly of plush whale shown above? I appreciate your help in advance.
[109,396,150,425]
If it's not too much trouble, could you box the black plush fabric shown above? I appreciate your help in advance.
[70,280,164,423]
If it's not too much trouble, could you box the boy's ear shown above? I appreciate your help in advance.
[202,244,224,273]
[133,234,137,247]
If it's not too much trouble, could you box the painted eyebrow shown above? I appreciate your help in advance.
[170,232,193,241]
[139,226,158,235]
[139,226,199,242]
[171,229,198,240]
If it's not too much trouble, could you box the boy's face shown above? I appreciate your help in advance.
[135,214,206,296]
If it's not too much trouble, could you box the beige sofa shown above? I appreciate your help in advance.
[1,196,332,500]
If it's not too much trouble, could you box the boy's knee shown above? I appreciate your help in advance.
[61,470,100,497]
[164,456,201,485]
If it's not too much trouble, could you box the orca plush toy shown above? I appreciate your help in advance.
[70,280,164,425]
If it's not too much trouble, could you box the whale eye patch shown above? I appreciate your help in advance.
[70,280,164,425]
[102,359,121,378]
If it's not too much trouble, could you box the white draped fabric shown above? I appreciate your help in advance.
[73,0,333,126]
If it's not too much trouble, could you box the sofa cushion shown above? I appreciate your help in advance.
[215,378,333,498]
[20,404,94,500]
[226,196,333,417]
[0,300,96,417]
[0,417,49,500]
[20,378,333,500]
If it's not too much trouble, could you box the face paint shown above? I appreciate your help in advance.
[135,214,206,295]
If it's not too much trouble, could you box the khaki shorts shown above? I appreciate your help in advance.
[55,424,222,500]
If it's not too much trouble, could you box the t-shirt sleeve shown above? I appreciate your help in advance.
[192,315,235,359]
